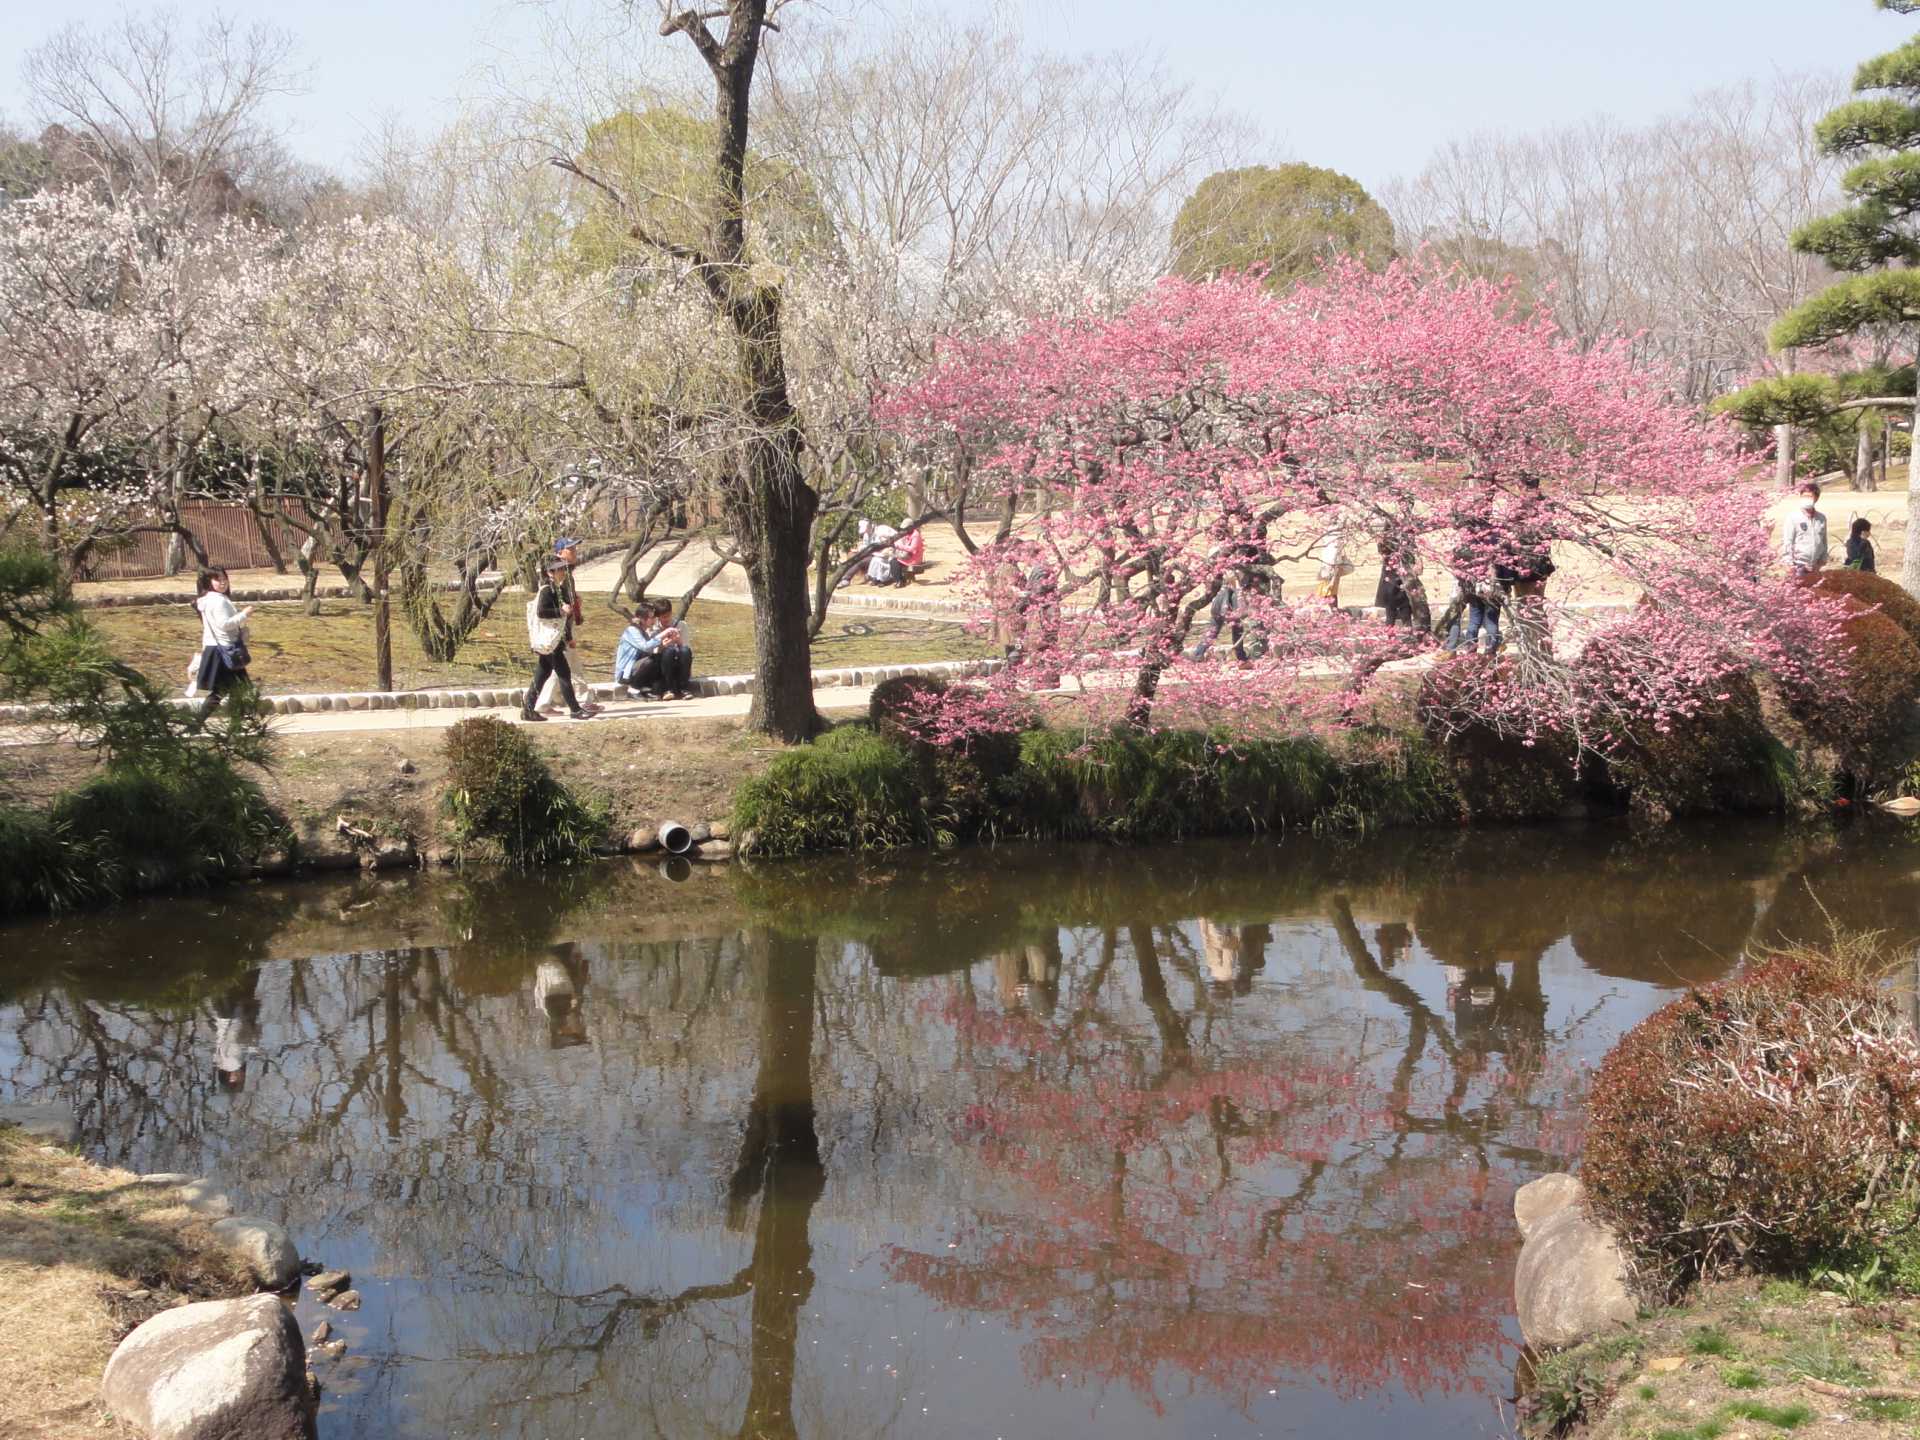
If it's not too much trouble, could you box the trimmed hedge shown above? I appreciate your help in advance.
[1417,658,1581,822]
[1810,566,1920,649]
[1584,948,1920,1291]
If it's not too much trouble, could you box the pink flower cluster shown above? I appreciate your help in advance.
[881,257,1851,747]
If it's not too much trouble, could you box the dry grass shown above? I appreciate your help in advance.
[84,597,987,697]
[0,1127,251,1440]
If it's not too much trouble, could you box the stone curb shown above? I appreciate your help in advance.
[0,657,1005,725]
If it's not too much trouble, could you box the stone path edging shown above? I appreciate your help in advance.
[0,657,1004,725]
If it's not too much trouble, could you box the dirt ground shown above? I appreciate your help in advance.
[1533,1275,1920,1440]
[2,710,831,861]
[0,1127,253,1440]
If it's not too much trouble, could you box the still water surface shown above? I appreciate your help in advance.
[5,823,1920,1439]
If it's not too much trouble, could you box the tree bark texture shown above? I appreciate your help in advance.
[667,0,822,741]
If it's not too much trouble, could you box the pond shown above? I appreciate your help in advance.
[4,822,1919,1439]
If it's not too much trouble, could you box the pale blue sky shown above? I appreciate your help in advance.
[0,0,1906,190]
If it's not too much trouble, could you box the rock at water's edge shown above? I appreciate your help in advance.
[210,1216,301,1290]
[1514,1202,1638,1350]
[101,1294,313,1440]
[1515,1172,1586,1240]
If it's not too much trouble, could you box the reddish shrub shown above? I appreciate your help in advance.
[1811,567,1920,650]
[1583,953,1920,1290]
[1784,601,1920,785]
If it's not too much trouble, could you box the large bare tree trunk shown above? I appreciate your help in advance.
[1773,422,1795,491]
[661,0,821,741]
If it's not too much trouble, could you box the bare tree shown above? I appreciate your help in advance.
[22,8,302,211]
[1386,73,1844,404]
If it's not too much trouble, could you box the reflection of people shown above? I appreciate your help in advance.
[1375,922,1412,969]
[534,949,589,1049]
[210,969,262,1090]
[1198,920,1269,996]
[995,934,1062,1014]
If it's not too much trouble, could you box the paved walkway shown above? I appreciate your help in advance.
[267,684,878,736]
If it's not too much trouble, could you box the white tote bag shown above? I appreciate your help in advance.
[526,597,567,655]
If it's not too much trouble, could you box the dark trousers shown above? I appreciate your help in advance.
[657,645,693,692]
[622,654,662,695]
[524,648,580,716]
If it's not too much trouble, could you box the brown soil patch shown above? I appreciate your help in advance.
[0,1128,253,1440]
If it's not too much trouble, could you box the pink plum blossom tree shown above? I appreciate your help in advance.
[882,258,1851,749]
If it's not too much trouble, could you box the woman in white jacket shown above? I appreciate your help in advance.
[191,568,253,702]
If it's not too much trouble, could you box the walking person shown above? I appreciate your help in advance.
[1190,569,1250,663]
[536,537,592,715]
[522,557,594,722]
[1845,516,1876,572]
[1313,525,1351,607]
[190,568,254,705]
[1780,482,1829,579]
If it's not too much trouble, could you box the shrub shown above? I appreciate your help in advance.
[868,672,949,742]
[1810,567,1920,649]
[732,724,930,857]
[1583,947,1920,1291]
[1597,672,1784,824]
[1417,660,1580,821]
[1785,602,1920,787]
[442,717,607,867]
[47,756,286,900]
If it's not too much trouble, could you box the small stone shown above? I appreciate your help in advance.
[125,1289,151,1301]
[315,1339,347,1360]
[311,1320,331,1343]
[689,821,713,844]
[694,840,734,861]
[1648,1357,1686,1374]
[306,1270,350,1297]
[325,1289,362,1312]
[626,827,659,853]
[209,1216,301,1291]
[708,820,731,841]
[397,758,417,775]
[176,1178,234,1217]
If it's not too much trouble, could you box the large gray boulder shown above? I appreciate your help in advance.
[1515,1172,1586,1240]
[209,1216,301,1291]
[101,1294,313,1440]
[1514,1186,1639,1350]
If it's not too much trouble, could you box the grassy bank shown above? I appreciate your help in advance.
[0,1125,252,1440]
[86,597,987,695]
[1530,1277,1920,1440]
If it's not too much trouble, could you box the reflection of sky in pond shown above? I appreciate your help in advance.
[4,821,1918,1440]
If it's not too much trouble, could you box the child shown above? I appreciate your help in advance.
[1845,516,1876,573]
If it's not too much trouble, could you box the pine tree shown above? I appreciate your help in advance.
[1774,0,1920,595]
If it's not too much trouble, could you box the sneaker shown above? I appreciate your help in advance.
[567,710,595,722]
[521,710,546,723]
[577,702,603,716]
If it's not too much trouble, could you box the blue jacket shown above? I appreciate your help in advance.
[614,623,653,680]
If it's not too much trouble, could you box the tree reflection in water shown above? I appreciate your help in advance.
[4,826,1919,1438]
